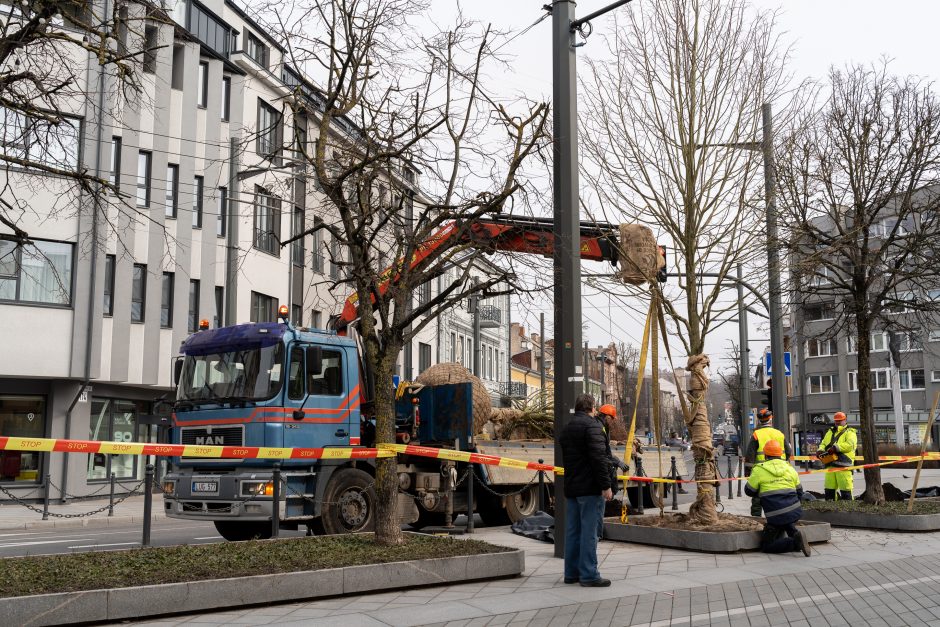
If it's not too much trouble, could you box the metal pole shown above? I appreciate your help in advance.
[714,454,721,505]
[42,473,50,521]
[670,456,679,511]
[583,341,589,395]
[763,103,788,436]
[737,265,751,447]
[727,456,733,500]
[538,458,546,512]
[540,313,546,396]
[466,459,475,533]
[552,0,581,559]
[635,456,644,515]
[108,472,115,516]
[142,464,154,546]
[737,457,743,497]
[599,350,606,404]
[272,462,281,538]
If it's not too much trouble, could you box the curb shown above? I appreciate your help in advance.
[603,515,831,552]
[802,508,940,531]
[0,512,161,531]
[0,549,525,626]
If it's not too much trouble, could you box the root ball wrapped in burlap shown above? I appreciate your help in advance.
[616,224,663,286]
[414,362,492,434]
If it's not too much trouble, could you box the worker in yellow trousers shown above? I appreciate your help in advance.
[745,408,791,516]
[817,412,857,501]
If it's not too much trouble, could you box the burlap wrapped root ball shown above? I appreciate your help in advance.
[414,362,492,434]
[616,223,663,286]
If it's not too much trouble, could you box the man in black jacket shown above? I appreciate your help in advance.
[560,393,613,587]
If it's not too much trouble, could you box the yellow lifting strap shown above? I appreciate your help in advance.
[622,298,655,524]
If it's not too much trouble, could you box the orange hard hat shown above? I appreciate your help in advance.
[757,408,773,422]
[833,412,847,423]
[763,440,783,458]
[598,404,617,418]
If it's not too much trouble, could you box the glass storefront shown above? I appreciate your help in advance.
[0,395,45,483]
[87,398,150,481]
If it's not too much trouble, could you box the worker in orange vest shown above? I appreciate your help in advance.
[745,408,792,516]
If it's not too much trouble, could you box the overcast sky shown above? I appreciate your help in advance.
[427,1,939,374]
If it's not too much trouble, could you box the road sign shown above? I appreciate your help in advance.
[764,352,791,377]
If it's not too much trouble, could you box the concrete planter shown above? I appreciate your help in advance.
[801,508,940,531]
[0,546,524,626]
[603,514,831,553]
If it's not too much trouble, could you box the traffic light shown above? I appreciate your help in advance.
[760,385,773,409]
[656,246,668,283]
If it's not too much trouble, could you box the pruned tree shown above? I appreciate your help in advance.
[579,0,788,524]
[0,0,158,245]
[254,0,549,544]
[776,62,940,504]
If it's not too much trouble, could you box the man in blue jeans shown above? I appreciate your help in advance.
[560,393,613,587]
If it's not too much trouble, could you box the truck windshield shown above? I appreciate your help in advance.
[177,344,285,403]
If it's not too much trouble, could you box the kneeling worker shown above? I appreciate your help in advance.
[744,440,811,557]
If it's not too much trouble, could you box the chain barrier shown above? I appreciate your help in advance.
[47,476,141,501]
[0,478,147,518]
[471,470,539,498]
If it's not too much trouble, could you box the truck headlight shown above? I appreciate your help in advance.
[241,481,274,496]
[162,481,175,496]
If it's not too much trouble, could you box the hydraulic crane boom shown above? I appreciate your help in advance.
[332,215,663,334]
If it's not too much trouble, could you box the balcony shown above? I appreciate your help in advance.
[501,381,528,400]
[479,305,501,329]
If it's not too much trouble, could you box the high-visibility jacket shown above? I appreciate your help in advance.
[746,425,790,463]
[744,458,804,525]
[820,425,857,467]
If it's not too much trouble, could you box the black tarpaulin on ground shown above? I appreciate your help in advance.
[510,511,555,543]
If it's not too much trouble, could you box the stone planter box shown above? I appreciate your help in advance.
[801,508,940,531]
[603,514,831,553]
[0,547,524,626]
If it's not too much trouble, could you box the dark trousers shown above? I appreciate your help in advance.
[760,523,799,553]
[751,496,762,517]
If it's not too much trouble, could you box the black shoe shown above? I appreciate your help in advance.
[824,489,836,501]
[580,578,612,587]
[564,578,579,584]
[795,530,811,557]
[839,491,853,501]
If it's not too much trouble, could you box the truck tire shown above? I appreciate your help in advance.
[477,494,511,526]
[213,521,273,542]
[504,485,540,523]
[318,468,375,535]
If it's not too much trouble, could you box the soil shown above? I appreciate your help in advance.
[624,512,764,533]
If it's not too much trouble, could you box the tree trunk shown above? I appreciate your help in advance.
[685,354,718,525]
[372,353,403,545]
[855,317,885,504]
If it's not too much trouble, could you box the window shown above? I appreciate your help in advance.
[419,342,432,373]
[256,99,281,161]
[893,331,920,352]
[214,285,223,328]
[217,186,227,237]
[466,338,473,369]
[804,303,836,321]
[807,374,839,394]
[0,239,74,305]
[311,218,324,272]
[309,350,343,396]
[847,332,889,354]
[87,398,148,481]
[131,264,146,322]
[103,254,115,316]
[109,137,121,190]
[291,304,302,325]
[188,279,199,332]
[330,238,343,280]
[0,395,46,484]
[288,347,305,401]
[291,207,304,266]
[932,370,940,383]
[848,369,890,391]
[929,330,940,343]
[250,291,276,322]
[253,186,280,255]
[160,272,174,327]
[245,31,268,67]
[417,281,430,307]
[884,293,915,315]
[197,61,208,108]
[136,151,151,207]
[221,76,231,121]
[806,338,838,358]
[171,45,184,90]
[487,346,494,380]
[0,107,80,170]
[165,163,178,218]
[189,2,234,57]
[899,369,925,390]
[192,175,203,228]
[808,266,832,287]
[311,309,321,328]
[143,25,158,73]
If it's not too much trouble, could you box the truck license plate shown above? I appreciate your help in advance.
[192,481,218,493]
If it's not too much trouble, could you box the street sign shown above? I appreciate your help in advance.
[748,412,755,428]
[764,352,791,377]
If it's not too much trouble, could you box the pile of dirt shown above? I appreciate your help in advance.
[414,362,492,434]
[627,512,764,533]
[858,482,907,503]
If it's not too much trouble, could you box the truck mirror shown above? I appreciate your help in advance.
[306,346,323,376]
[173,358,184,386]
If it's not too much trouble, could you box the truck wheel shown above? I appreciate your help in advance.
[319,468,375,535]
[213,521,273,542]
[504,485,539,523]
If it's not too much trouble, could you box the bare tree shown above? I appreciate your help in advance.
[254,0,549,544]
[579,0,788,524]
[776,62,940,504]
[0,0,160,244]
